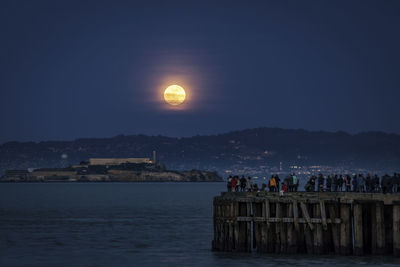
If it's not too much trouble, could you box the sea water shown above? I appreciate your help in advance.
[1,182,399,266]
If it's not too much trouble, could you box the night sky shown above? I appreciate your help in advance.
[1,0,399,143]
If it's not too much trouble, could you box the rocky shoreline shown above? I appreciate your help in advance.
[0,169,223,183]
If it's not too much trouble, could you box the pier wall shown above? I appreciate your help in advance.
[212,192,400,256]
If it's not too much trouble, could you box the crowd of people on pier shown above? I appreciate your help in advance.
[226,174,300,193]
[304,173,400,193]
[226,173,400,194]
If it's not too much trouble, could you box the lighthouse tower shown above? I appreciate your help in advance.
[153,151,157,164]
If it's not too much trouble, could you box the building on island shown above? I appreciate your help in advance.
[88,158,152,166]
[88,151,157,166]
[1,151,160,182]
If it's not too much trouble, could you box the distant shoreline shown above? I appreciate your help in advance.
[0,180,224,183]
[1,161,224,183]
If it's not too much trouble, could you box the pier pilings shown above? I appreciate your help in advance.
[212,192,400,256]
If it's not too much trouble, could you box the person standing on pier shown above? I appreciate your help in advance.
[387,174,394,193]
[231,176,238,192]
[281,182,288,192]
[269,176,277,192]
[394,173,400,193]
[275,175,281,192]
[240,176,247,192]
[326,175,332,192]
[293,174,299,192]
[332,175,338,192]
[227,176,232,192]
[381,174,388,193]
[268,176,273,192]
[372,174,380,193]
[345,175,351,192]
[317,174,324,191]
[283,175,289,191]
[246,177,253,192]
[390,174,396,193]
[253,183,259,192]
[235,176,240,192]
[310,175,316,191]
[366,174,372,192]
[352,175,358,192]
[261,183,267,191]
[361,174,366,192]
[285,175,293,192]
[357,174,365,192]
[338,175,344,192]
[374,175,379,192]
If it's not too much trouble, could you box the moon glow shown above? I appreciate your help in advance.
[163,85,186,106]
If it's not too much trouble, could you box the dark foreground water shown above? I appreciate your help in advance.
[1,183,400,266]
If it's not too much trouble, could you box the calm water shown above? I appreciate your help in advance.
[1,183,399,266]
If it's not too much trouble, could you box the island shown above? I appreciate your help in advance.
[0,156,223,182]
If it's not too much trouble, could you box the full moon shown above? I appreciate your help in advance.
[163,85,186,106]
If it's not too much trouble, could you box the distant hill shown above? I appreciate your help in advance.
[1,127,399,175]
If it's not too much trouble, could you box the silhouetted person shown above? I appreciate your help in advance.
[261,183,267,191]
[253,183,259,192]
[231,176,238,192]
[305,176,316,192]
[246,177,253,192]
[275,175,281,192]
[240,176,247,192]
[338,175,344,192]
[332,175,338,192]
[382,174,388,194]
[326,175,332,192]
[395,173,400,193]
[311,175,316,191]
[281,182,287,193]
[317,174,324,192]
[366,174,372,192]
[387,174,394,193]
[373,175,380,192]
[285,175,293,192]
[357,174,365,192]
[227,176,232,192]
[345,175,351,192]
[293,174,299,192]
[269,176,277,192]
[352,175,358,192]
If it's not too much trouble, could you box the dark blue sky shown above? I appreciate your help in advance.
[1,0,399,142]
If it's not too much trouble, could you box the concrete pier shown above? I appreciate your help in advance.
[212,192,400,256]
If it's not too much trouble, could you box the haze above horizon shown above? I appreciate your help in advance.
[1,126,399,145]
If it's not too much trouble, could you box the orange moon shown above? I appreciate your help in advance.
[163,85,186,106]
